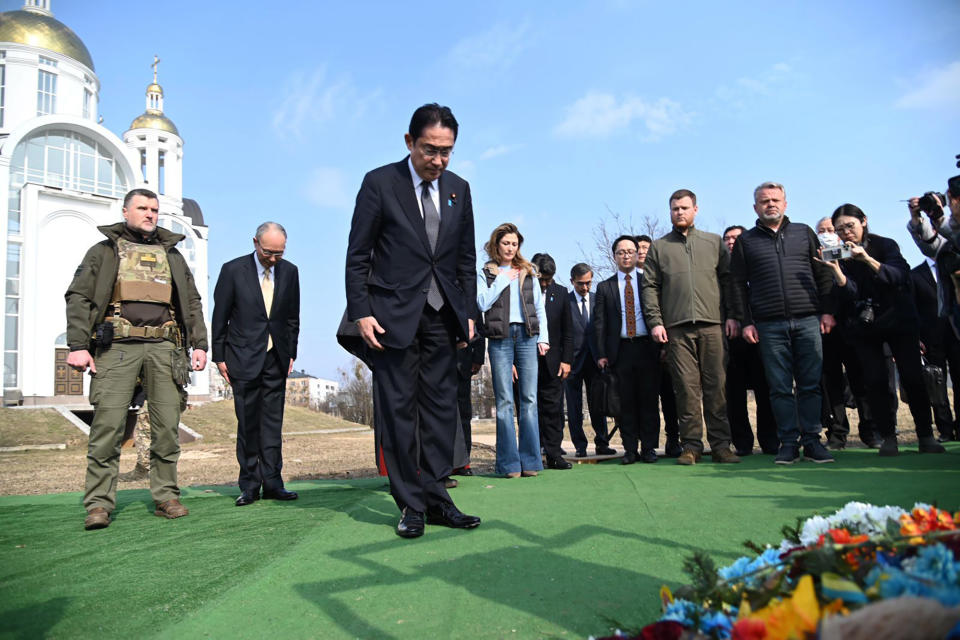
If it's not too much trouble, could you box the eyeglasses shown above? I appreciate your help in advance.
[256,242,284,258]
[419,144,453,159]
[615,250,636,257]
[836,222,858,233]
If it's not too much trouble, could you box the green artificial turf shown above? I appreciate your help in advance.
[1,446,957,639]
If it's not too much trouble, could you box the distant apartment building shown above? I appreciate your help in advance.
[286,370,339,411]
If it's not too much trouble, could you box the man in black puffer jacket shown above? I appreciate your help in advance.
[729,182,837,465]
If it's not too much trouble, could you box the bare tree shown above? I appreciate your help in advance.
[334,358,374,427]
[470,362,495,419]
[578,206,668,280]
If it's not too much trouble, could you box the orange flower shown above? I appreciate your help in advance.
[744,575,820,640]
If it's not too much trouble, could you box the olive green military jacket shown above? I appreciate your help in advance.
[64,222,209,352]
[641,226,733,329]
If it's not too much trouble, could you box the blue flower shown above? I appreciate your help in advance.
[660,599,697,627]
[699,611,733,639]
[718,548,782,589]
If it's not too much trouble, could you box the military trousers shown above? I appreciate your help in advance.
[84,340,185,511]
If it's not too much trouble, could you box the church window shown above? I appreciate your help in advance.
[158,150,165,195]
[37,69,56,115]
[4,243,20,387]
[0,53,6,128]
[83,89,91,119]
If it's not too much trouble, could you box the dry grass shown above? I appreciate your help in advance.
[182,399,369,442]
[0,408,86,448]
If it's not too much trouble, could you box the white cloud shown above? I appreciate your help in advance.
[271,66,380,138]
[896,60,960,110]
[448,21,531,70]
[479,144,521,160]
[303,166,353,210]
[714,62,794,108]
[554,92,691,141]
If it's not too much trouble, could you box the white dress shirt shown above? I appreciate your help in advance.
[617,268,648,337]
[408,156,440,218]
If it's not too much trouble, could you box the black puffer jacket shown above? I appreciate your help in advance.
[730,216,834,324]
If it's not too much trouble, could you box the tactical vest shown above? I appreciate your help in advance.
[113,238,174,305]
[108,238,180,343]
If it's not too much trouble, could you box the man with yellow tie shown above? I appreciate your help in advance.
[212,222,301,506]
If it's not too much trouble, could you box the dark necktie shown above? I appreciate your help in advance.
[581,297,588,324]
[421,182,443,310]
[624,274,636,337]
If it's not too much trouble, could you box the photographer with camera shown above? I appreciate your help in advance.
[907,176,960,322]
[819,204,945,457]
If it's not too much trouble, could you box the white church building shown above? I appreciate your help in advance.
[0,0,210,404]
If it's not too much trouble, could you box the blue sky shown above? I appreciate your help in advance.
[13,1,959,378]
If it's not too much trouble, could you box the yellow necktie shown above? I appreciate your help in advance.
[262,268,274,351]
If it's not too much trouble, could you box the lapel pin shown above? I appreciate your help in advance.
[448,193,457,207]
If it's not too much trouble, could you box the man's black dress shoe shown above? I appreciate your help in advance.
[621,451,638,465]
[426,503,481,529]
[397,508,425,538]
[262,488,298,501]
[575,448,587,458]
[452,467,474,476]
[545,457,573,470]
[664,440,683,458]
[596,445,616,456]
[640,449,658,463]
[235,492,260,506]
[444,477,459,489]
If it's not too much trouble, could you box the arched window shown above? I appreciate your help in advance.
[161,217,197,265]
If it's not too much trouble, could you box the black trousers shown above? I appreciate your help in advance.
[456,368,473,464]
[660,367,680,442]
[564,358,609,450]
[233,348,288,494]
[726,337,778,454]
[925,319,960,437]
[614,337,661,455]
[851,330,934,439]
[370,306,457,514]
[537,357,566,459]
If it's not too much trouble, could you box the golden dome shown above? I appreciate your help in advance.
[129,112,180,136]
[147,83,163,95]
[0,9,94,71]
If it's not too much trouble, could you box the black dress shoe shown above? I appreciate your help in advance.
[262,488,298,501]
[575,448,587,458]
[546,457,573,470]
[664,440,683,458]
[426,503,481,529]
[444,477,459,489]
[235,491,260,506]
[621,451,638,465]
[396,508,425,538]
[640,449,658,463]
[452,467,474,476]
[596,445,616,456]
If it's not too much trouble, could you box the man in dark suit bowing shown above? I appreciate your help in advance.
[594,235,662,464]
[345,103,480,538]
[564,263,615,457]
[212,222,300,506]
[531,254,574,470]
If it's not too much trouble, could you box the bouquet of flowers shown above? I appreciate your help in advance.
[594,502,960,640]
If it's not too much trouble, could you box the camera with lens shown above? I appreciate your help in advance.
[918,191,946,218]
[855,299,877,326]
[818,232,852,261]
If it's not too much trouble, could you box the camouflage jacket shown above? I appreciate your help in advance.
[65,222,209,352]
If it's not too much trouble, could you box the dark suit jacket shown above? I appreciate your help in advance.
[569,290,599,374]
[912,261,944,350]
[344,158,477,349]
[594,272,649,367]
[541,282,574,373]
[211,254,300,380]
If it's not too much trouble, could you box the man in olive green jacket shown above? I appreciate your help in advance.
[641,189,740,465]
[65,188,208,530]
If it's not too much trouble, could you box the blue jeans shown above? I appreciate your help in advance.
[488,324,543,474]
[755,316,824,448]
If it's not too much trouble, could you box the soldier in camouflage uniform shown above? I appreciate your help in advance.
[65,188,208,530]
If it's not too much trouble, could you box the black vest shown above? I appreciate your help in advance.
[482,262,540,339]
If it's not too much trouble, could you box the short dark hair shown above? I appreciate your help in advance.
[948,175,960,198]
[409,103,459,142]
[635,234,653,244]
[570,263,593,279]
[531,253,556,278]
[123,188,158,208]
[611,235,639,254]
[722,225,747,237]
[669,189,697,206]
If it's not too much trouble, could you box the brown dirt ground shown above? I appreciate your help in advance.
[0,398,921,497]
